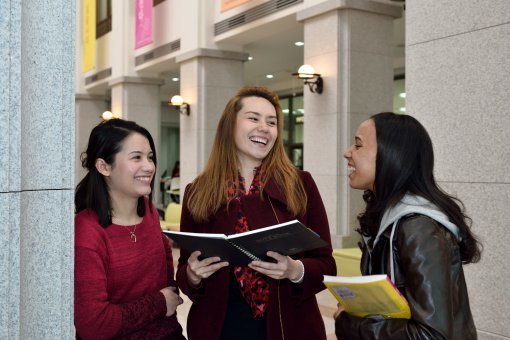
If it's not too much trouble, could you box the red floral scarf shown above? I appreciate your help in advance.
[227,167,270,318]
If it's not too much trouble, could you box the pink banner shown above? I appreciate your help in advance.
[135,0,153,49]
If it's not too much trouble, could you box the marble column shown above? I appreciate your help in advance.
[108,76,164,204]
[0,0,75,338]
[297,0,401,247]
[406,1,510,338]
[75,94,109,185]
[176,49,248,191]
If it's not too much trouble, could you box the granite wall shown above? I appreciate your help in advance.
[0,1,75,338]
[406,1,510,338]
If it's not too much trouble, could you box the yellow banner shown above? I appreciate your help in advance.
[221,0,251,12]
[83,0,96,73]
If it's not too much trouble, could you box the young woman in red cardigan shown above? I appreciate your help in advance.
[176,86,336,340]
[74,119,185,339]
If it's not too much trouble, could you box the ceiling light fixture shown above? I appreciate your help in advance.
[293,64,323,94]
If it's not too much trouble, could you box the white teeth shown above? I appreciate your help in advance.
[348,166,355,173]
[250,136,268,145]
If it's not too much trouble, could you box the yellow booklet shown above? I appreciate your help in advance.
[323,274,411,319]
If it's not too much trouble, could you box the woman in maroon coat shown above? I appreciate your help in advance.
[176,86,336,340]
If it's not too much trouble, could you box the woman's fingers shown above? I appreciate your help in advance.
[249,265,283,279]
[249,258,286,279]
[333,303,345,319]
[249,252,301,280]
[266,251,285,261]
[160,286,185,316]
[187,251,229,279]
[200,256,224,266]
[187,250,202,264]
[196,261,229,278]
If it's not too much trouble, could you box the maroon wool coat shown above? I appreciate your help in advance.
[176,170,336,340]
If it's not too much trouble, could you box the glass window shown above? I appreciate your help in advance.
[280,97,290,144]
[279,93,304,169]
[292,96,304,144]
[291,147,303,168]
[393,77,406,114]
[96,0,112,38]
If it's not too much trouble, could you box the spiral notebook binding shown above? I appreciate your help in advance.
[228,241,262,261]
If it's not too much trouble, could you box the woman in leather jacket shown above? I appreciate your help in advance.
[335,112,482,339]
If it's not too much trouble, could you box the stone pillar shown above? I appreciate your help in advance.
[0,0,75,338]
[406,2,510,339]
[109,77,164,204]
[111,0,136,76]
[176,49,248,191]
[75,94,109,185]
[297,0,401,247]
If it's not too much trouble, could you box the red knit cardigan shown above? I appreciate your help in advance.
[74,199,184,339]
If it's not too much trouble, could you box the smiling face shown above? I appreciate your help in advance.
[234,96,278,168]
[343,119,377,191]
[100,132,156,201]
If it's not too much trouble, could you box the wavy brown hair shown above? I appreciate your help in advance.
[187,86,307,222]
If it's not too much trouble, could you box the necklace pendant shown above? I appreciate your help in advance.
[130,232,137,243]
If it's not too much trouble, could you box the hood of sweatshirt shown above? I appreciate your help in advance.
[364,194,461,282]
[370,194,461,250]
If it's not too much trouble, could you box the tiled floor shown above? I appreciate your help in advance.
[172,247,338,339]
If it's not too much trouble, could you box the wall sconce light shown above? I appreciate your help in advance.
[293,64,323,94]
[101,111,114,120]
[169,95,190,115]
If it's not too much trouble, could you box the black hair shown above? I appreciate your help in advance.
[358,112,481,263]
[75,118,157,227]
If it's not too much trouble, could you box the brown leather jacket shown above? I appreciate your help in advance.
[335,214,477,339]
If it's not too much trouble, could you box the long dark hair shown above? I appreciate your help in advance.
[358,112,481,263]
[75,118,157,227]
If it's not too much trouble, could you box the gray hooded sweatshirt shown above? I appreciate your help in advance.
[364,194,461,283]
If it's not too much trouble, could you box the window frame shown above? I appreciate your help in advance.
[96,0,112,38]
[279,93,304,169]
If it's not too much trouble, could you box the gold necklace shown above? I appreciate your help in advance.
[122,224,138,243]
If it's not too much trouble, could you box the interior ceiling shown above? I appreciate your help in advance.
[242,19,306,90]
[160,9,405,100]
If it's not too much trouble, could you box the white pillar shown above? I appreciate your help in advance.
[176,49,248,191]
[297,0,401,247]
[109,76,164,204]
[75,94,109,185]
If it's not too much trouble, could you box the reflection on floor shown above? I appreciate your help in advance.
[172,247,338,339]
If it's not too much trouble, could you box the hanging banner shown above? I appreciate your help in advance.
[221,0,251,12]
[135,0,153,49]
[83,0,96,72]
